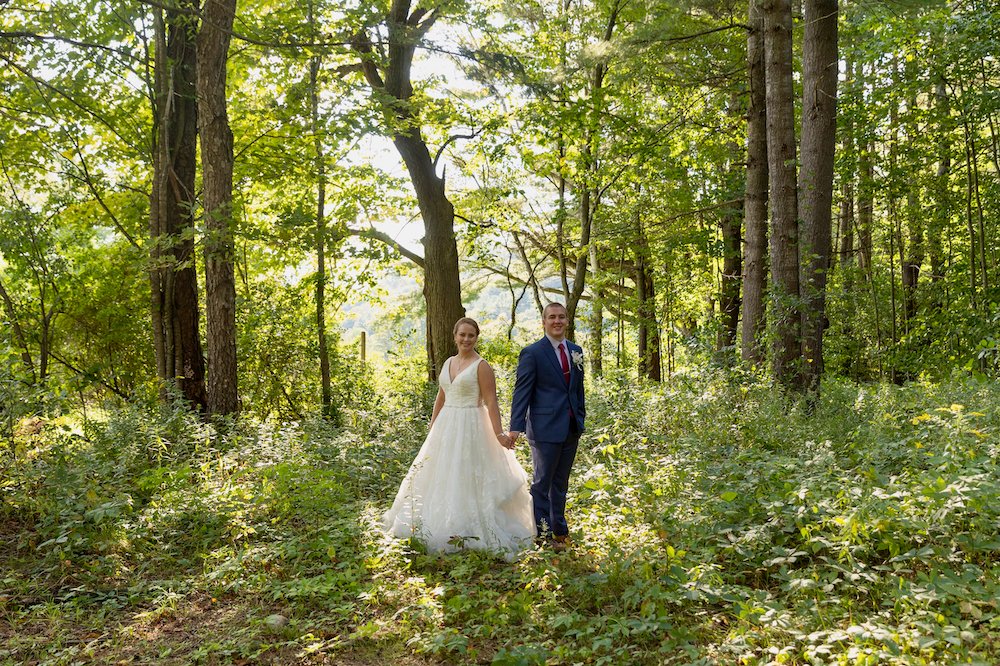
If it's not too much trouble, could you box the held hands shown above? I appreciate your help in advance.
[496,431,517,450]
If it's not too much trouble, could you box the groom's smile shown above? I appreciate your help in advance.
[543,305,568,341]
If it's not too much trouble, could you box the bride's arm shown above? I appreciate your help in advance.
[478,362,513,448]
[429,387,446,427]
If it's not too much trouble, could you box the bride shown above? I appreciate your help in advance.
[383,317,536,556]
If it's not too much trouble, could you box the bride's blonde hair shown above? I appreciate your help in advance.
[453,317,480,335]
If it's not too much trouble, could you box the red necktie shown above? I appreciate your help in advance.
[559,343,570,384]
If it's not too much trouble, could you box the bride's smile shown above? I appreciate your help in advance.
[455,323,478,354]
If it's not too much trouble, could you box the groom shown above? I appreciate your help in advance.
[509,302,586,549]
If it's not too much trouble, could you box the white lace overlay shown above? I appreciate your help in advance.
[383,357,535,557]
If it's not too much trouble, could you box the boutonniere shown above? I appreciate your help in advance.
[570,350,584,371]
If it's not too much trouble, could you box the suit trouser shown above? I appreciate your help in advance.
[529,430,581,537]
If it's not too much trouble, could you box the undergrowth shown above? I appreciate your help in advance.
[1,367,999,664]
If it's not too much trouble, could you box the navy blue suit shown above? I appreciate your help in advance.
[510,337,586,537]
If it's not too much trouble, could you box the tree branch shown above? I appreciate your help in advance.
[634,22,748,46]
[476,262,585,302]
[47,349,131,400]
[350,31,386,89]
[432,130,479,170]
[454,212,495,228]
[0,30,145,64]
[61,137,143,250]
[350,226,425,268]
[411,6,442,41]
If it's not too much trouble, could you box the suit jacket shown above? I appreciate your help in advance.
[510,337,586,443]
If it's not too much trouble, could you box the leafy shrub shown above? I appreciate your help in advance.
[2,368,999,664]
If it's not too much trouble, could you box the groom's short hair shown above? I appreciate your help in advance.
[542,302,567,317]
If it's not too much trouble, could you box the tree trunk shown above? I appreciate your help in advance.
[958,86,989,295]
[39,311,51,381]
[352,0,464,380]
[762,0,801,389]
[566,182,592,339]
[588,237,604,377]
[310,46,334,420]
[835,51,858,379]
[718,92,744,361]
[556,175,570,304]
[555,0,571,309]
[929,78,950,286]
[395,135,466,379]
[635,209,662,382]
[838,183,854,269]
[197,0,239,416]
[900,65,924,329]
[799,0,838,392]
[569,1,619,369]
[960,111,978,308]
[149,3,207,411]
[741,0,768,366]
[857,139,874,278]
[888,82,907,381]
[901,188,923,327]
[719,198,743,359]
[664,260,675,376]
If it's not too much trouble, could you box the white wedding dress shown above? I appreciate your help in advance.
[383,357,536,557]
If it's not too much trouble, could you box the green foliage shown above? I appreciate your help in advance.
[825,0,1000,382]
[3,368,1000,663]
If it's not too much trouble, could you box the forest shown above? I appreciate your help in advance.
[2,0,999,663]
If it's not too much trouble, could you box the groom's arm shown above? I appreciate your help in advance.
[509,346,536,436]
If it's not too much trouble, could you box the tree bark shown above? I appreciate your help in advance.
[149,3,207,411]
[741,0,769,366]
[762,0,801,389]
[799,0,838,392]
[197,0,239,416]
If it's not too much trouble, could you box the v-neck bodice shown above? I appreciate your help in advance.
[441,357,483,408]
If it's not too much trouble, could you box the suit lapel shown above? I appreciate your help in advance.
[540,338,563,378]
[541,337,574,389]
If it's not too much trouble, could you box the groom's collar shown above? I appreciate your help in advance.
[544,334,567,349]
